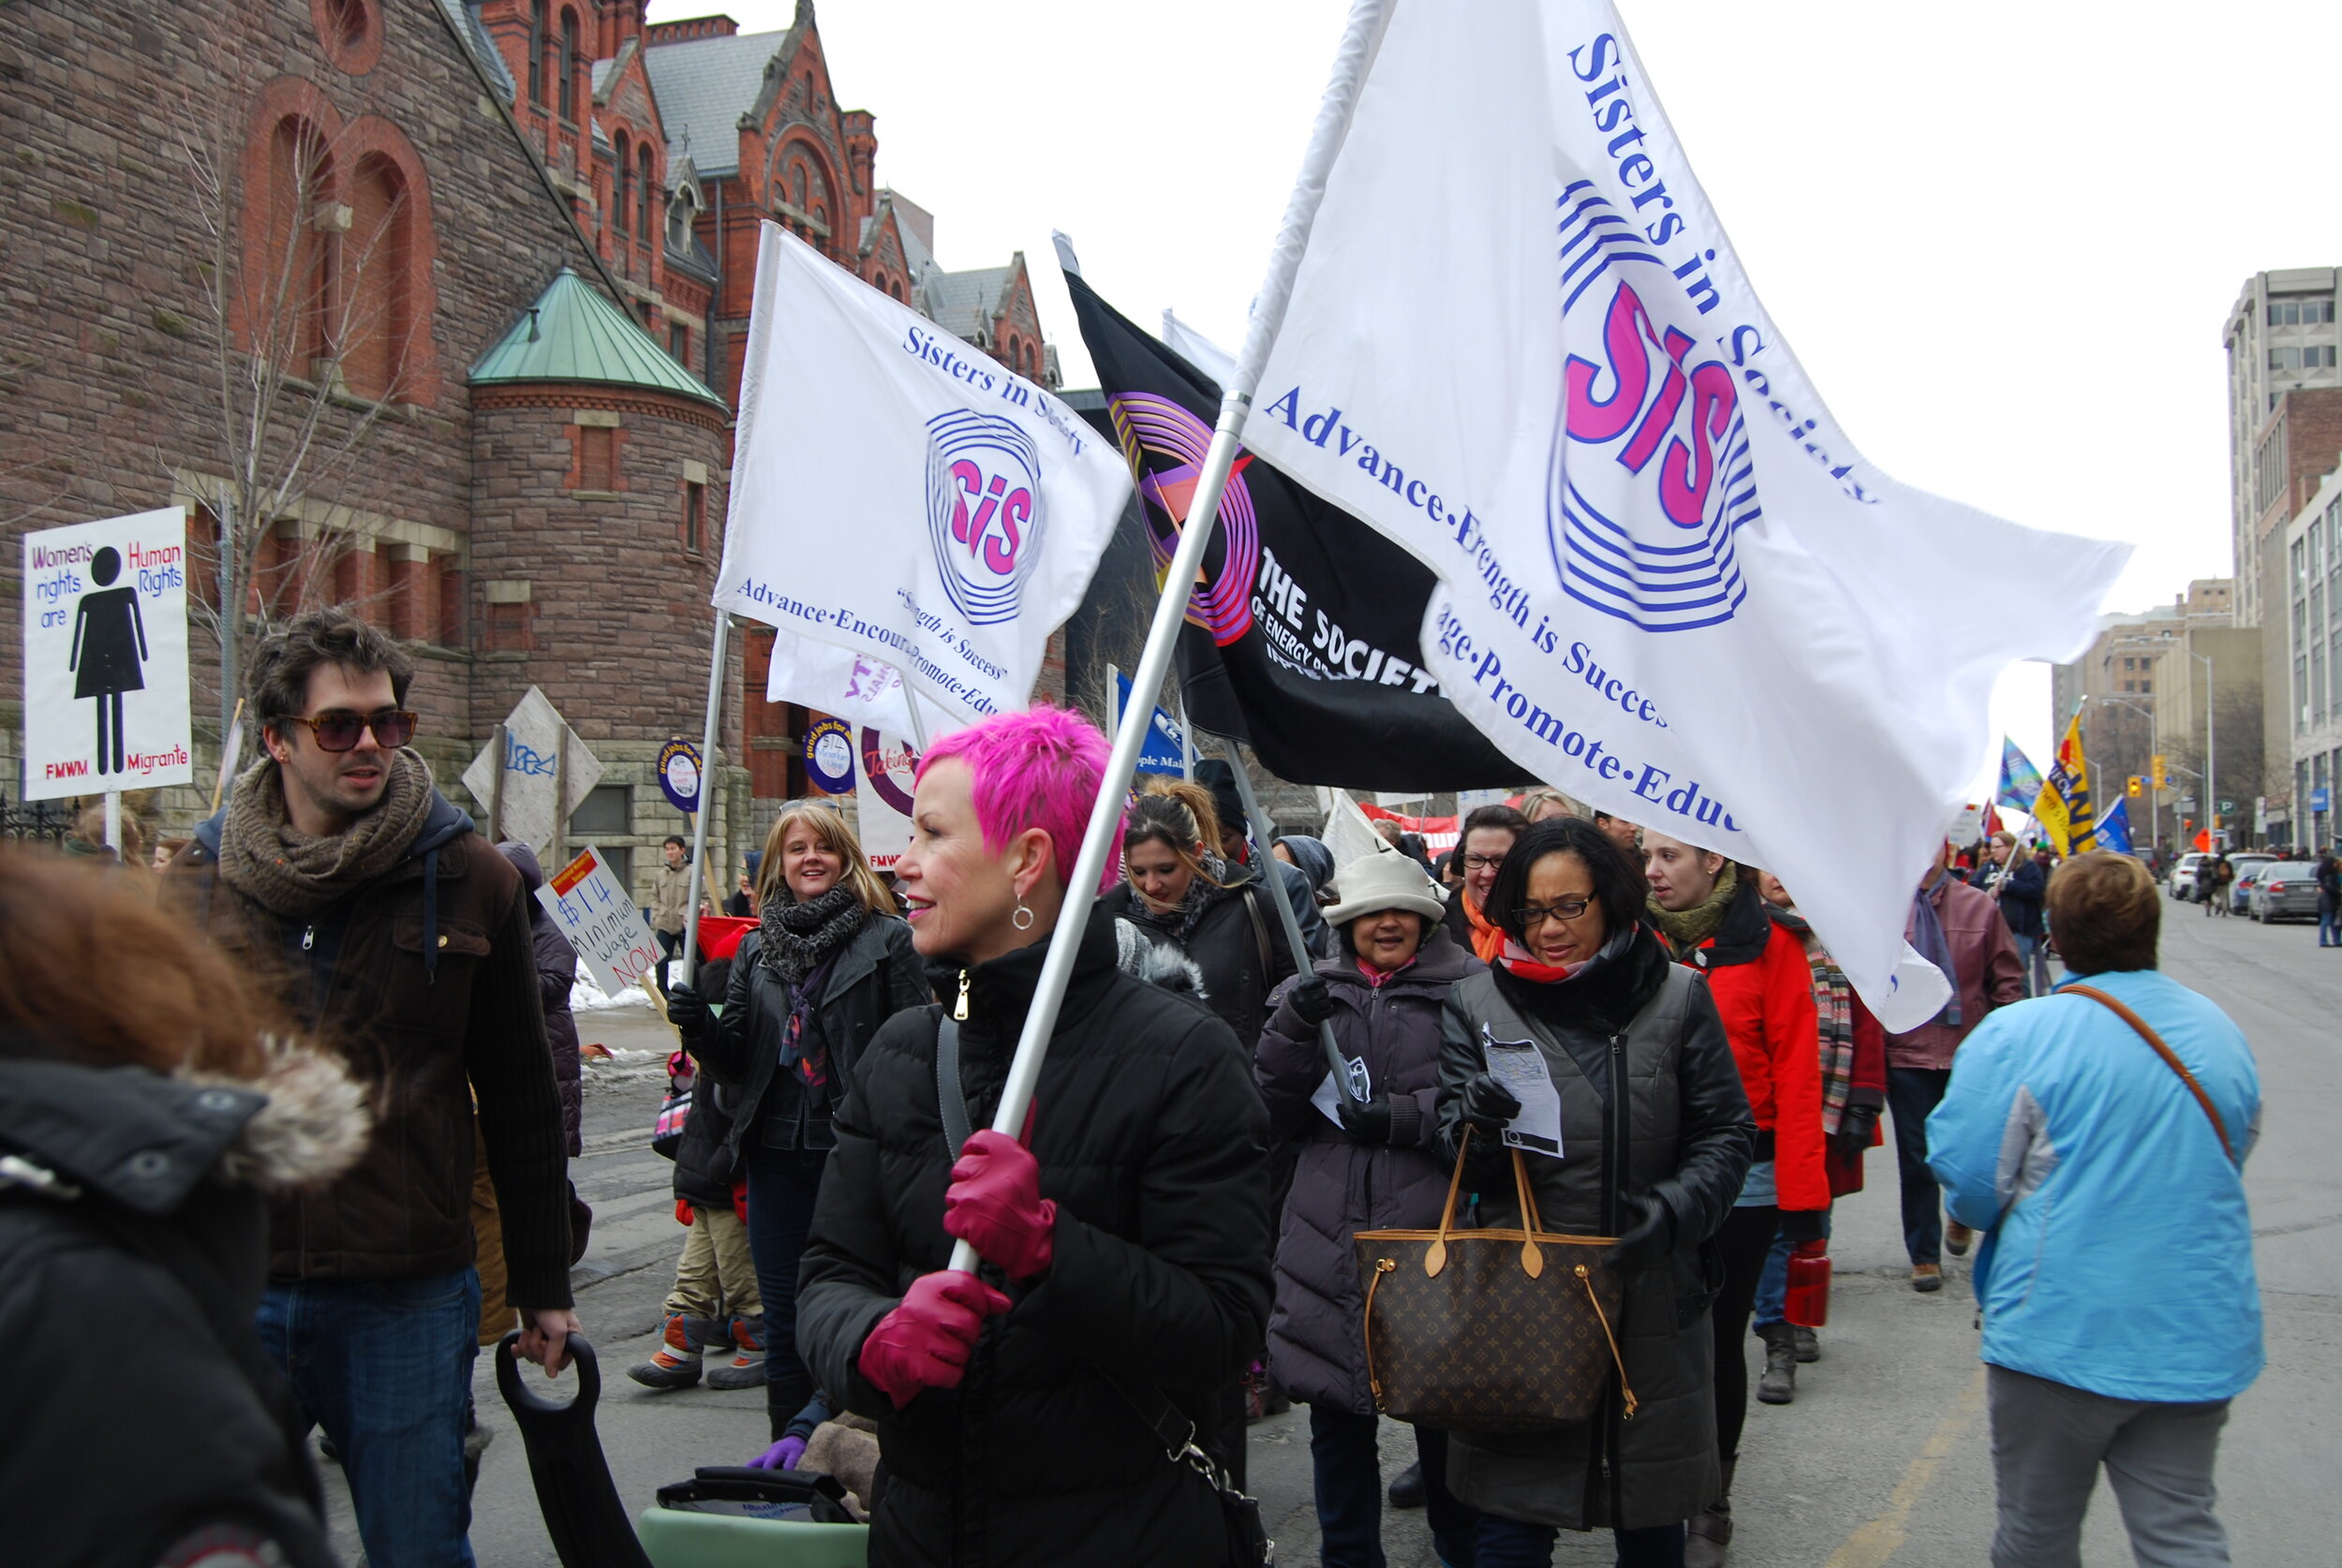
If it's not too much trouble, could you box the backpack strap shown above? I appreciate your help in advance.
[2063,984,2235,1163]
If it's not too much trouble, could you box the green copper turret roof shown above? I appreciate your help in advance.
[469,269,728,409]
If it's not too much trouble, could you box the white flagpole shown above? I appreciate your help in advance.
[947,0,1392,1275]
[677,612,729,989]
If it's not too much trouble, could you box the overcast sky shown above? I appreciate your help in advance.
[652,0,2342,794]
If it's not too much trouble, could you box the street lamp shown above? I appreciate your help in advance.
[2194,650,2217,849]
[2088,692,2158,854]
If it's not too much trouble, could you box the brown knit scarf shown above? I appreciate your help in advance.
[1648,862,1740,954]
[217,748,437,919]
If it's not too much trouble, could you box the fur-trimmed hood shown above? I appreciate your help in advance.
[0,1043,369,1215]
[1112,917,1209,1003]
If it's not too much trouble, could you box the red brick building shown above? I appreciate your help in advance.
[0,0,1057,895]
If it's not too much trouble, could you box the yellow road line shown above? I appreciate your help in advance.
[1823,1366,1989,1568]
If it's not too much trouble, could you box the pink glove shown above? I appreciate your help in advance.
[942,1129,1058,1280]
[858,1270,1012,1409]
[749,1436,807,1471]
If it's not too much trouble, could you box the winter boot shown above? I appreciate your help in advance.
[706,1314,769,1391]
[1387,1460,1427,1510]
[695,1313,734,1358]
[1756,1323,1798,1406]
[1792,1324,1821,1364]
[1686,1457,1734,1568]
[628,1311,706,1390]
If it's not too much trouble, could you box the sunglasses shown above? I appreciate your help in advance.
[282,708,419,752]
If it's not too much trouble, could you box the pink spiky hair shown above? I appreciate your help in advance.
[915,704,1121,895]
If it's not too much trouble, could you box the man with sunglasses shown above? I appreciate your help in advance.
[170,608,576,1567]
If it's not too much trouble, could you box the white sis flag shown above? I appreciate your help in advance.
[1243,3,2129,1028]
[716,224,1130,729]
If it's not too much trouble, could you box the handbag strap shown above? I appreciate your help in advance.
[935,1013,971,1159]
[1241,881,1273,978]
[2062,984,2235,1163]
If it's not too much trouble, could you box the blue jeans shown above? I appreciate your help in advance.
[255,1268,482,1568]
[1888,1067,1953,1266]
[1475,1515,1685,1567]
[1308,1404,1476,1568]
[2319,901,2338,945]
[1753,1206,1834,1330]
[743,1143,828,1434]
[2010,933,2053,996]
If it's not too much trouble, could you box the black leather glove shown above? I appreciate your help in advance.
[1779,1208,1829,1247]
[1832,1103,1879,1156]
[1287,976,1335,1028]
[1457,1072,1522,1139]
[664,981,708,1036]
[1608,1191,1675,1269]
[1335,1092,1394,1146]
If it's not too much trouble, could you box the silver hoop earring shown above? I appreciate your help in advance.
[1012,900,1035,931]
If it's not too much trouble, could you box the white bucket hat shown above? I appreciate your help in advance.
[1324,850,1448,927]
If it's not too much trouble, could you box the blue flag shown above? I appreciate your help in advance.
[1113,672,1188,777]
[1996,738,2048,815]
[2097,797,2133,855]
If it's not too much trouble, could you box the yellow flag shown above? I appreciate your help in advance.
[2033,713,2096,855]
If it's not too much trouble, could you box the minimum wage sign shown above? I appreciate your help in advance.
[539,844,661,995]
[22,508,195,800]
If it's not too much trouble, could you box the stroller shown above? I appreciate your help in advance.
[495,1332,867,1568]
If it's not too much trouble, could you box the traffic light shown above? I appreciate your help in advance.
[2127,776,2143,799]
[2151,755,2167,790]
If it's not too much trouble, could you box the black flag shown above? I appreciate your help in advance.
[1064,274,1519,791]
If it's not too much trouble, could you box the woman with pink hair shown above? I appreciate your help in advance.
[794,706,1274,1568]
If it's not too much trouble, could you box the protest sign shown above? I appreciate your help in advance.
[717,223,1130,725]
[539,844,662,995]
[22,507,194,800]
[1240,1,2130,1027]
[855,728,920,871]
[1110,667,1187,777]
[462,687,601,851]
[805,716,856,795]
[762,630,958,746]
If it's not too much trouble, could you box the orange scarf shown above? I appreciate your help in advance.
[1463,891,1506,963]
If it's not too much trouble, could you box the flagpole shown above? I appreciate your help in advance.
[946,0,1392,1277]
[1213,732,1362,1102]
[677,612,729,990]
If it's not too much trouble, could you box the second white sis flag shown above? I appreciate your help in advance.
[1242,1,2129,1029]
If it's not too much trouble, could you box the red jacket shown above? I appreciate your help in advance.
[1665,884,1829,1213]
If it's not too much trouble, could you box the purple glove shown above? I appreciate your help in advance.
[748,1435,808,1471]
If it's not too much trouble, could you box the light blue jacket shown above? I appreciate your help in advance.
[1926,969,2262,1403]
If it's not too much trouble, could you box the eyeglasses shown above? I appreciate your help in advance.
[1515,897,1594,927]
[281,708,419,752]
[1462,853,1506,872]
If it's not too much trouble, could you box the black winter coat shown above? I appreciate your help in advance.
[794,909,1274,1568]
[0,1055,354,1568]
[1255,928,1484,1413]
[501,841,583,1154]
[1435,929,1755,1531]
[1997,859,2048,939]
[687,912,927,1161]
[1101,864,1299,1047]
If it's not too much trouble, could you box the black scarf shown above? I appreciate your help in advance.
[758,883,867,986]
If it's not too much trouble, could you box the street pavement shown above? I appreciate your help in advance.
[317,906,2339,1564]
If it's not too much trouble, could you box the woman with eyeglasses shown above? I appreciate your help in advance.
[664,801,929,1445]
[1641,832,1827,1567]
[1435,818,1756,1568]
[1441,803,1533,963]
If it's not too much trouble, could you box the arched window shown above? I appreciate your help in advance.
[557,8,579,121]
[637,144,655,240]
[527,0,546,104]
[613,131,631,241]
[266,117,334,371]
[343,154,411,401]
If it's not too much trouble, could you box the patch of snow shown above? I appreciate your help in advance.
[571,958,656,1014]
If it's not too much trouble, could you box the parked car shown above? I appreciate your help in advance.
[2249,862,2320,923]
[2170,851,2213,900]
[2227,853,2277,914]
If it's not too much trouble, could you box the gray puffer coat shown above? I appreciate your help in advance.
[1435,928,1754,1532]
[1255,928,1484,1413]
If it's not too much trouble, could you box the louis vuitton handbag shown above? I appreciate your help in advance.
[1356,1127,1635,1433]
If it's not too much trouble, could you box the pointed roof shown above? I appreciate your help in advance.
[469,269,728,409]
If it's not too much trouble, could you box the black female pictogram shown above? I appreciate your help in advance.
[68,547,147,777]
